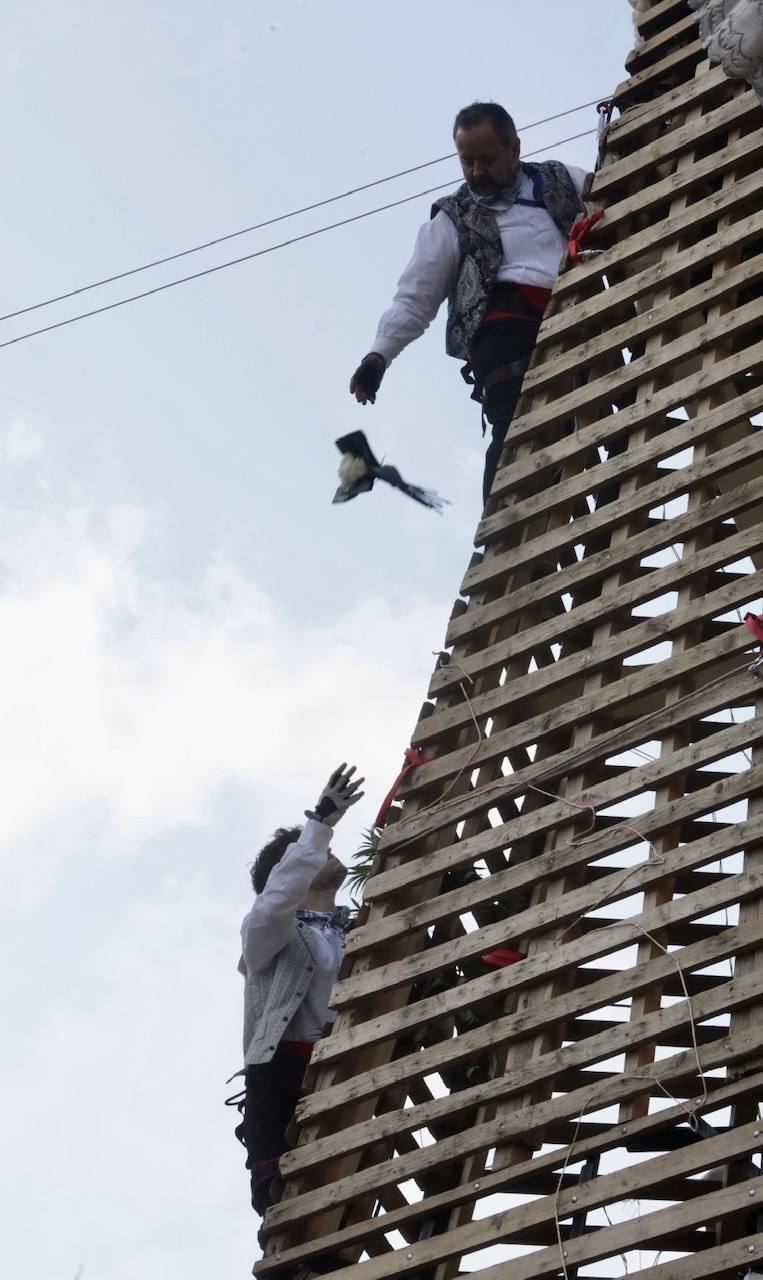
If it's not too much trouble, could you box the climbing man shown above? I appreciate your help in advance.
[230,763,364,1230]
[349,101,590,503]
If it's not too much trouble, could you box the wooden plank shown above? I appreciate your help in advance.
[626,11,701,67]
[498,295,763,446]
[473,384,763,549]
[462,466,763,598]
[313,912,760,1117]
[606,62,728,145]
[382,1180,763,1280]
[613,38,705,106]
[597,1236,763,1280]
[524,251,763,398]
[492,344,763,496]
[376,723,762,906]
[265,1012,763,1233]
[317,778,756,1063]
[425,574,763,747]
[346,814,758,961]
[547,199,763,339]
[437,531,762,698]
[256,1059,763,1270]
[340,796,763,1008]
[375,673,761,864]
[284,1125,763,1280]
[553,125,763,295]
[417,624,758,778]
[595,86,758,194]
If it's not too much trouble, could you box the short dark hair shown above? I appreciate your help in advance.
[250,825,303,894]
[453,102,517,145]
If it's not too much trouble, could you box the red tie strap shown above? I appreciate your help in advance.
[567,208,605,264]
[375,746,430,828]
[481,947,526,968]
[744,611,763,646]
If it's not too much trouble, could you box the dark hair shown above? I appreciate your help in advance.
[453,102,517,145]
[250,825,303,894]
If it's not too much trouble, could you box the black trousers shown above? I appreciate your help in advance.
[469,317,541,503]
[234,1048,307,1217]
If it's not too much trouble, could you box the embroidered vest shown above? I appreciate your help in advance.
[431,160,584,360]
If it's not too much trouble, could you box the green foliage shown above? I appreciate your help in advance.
[346,825,382,910]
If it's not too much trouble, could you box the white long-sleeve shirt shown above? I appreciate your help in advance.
[240,819,344,1042]
[371,164,588,365]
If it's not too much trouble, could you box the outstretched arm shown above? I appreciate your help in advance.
[240,764,364,973]
[349,212,460,404]
[240,819,333,973]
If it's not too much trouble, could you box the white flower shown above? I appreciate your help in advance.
[338,454,369,486]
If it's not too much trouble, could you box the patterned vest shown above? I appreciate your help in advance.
[431,160,585,360]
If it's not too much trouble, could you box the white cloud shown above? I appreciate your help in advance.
[0,421,455,1279]
[0,421,448,878]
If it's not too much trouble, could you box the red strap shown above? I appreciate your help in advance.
[567,208,605,263]
[279,1040,315,1061]
[375,746,429,828]
[744,611,763,646]
[481,947,526,968]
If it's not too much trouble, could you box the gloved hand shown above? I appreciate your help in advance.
[349,353,386,405]
[307,763,365,827]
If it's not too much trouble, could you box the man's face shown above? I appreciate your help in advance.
[310,851,346,895]
[455,122,520,196]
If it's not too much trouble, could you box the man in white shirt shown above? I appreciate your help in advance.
[231,763,364,1225]
[349,101,589,503]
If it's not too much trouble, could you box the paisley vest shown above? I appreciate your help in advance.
[431,160,584,360]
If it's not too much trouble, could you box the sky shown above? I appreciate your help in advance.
[0,3,638,1278]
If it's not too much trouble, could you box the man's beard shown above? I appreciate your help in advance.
[469,178,502,194]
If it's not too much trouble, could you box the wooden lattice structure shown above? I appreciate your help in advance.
[257,2,763,1276]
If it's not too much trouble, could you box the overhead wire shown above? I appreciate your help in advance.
[0,96,607,327]
[0,128,597,353]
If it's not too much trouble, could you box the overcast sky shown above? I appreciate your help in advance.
[0,3,637,1277]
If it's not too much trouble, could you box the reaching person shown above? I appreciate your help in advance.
[349,101,590,502]
[229,763,364,1228]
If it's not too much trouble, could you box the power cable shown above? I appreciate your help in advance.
[0,129,596,353]
[0,99,607,326]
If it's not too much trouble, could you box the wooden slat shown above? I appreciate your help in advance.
[375,674,760,860]
[596,85,758,193]
[424,578,763,752]
[347,815,757,958]
[555,124,763,286]
[436,532,761,699]
[312,913,760,1118]
[474,384,762,549]
[256,1060,763,1271]
[261,24,763,1279]
[315,775,756,1060]
[340,805,763,1006]
[606,62,728,145]
[288,1127,763,1280]
[265,1016,763,1233]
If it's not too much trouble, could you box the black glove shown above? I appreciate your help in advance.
[306,763,365,827]
[350,353,386,404]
